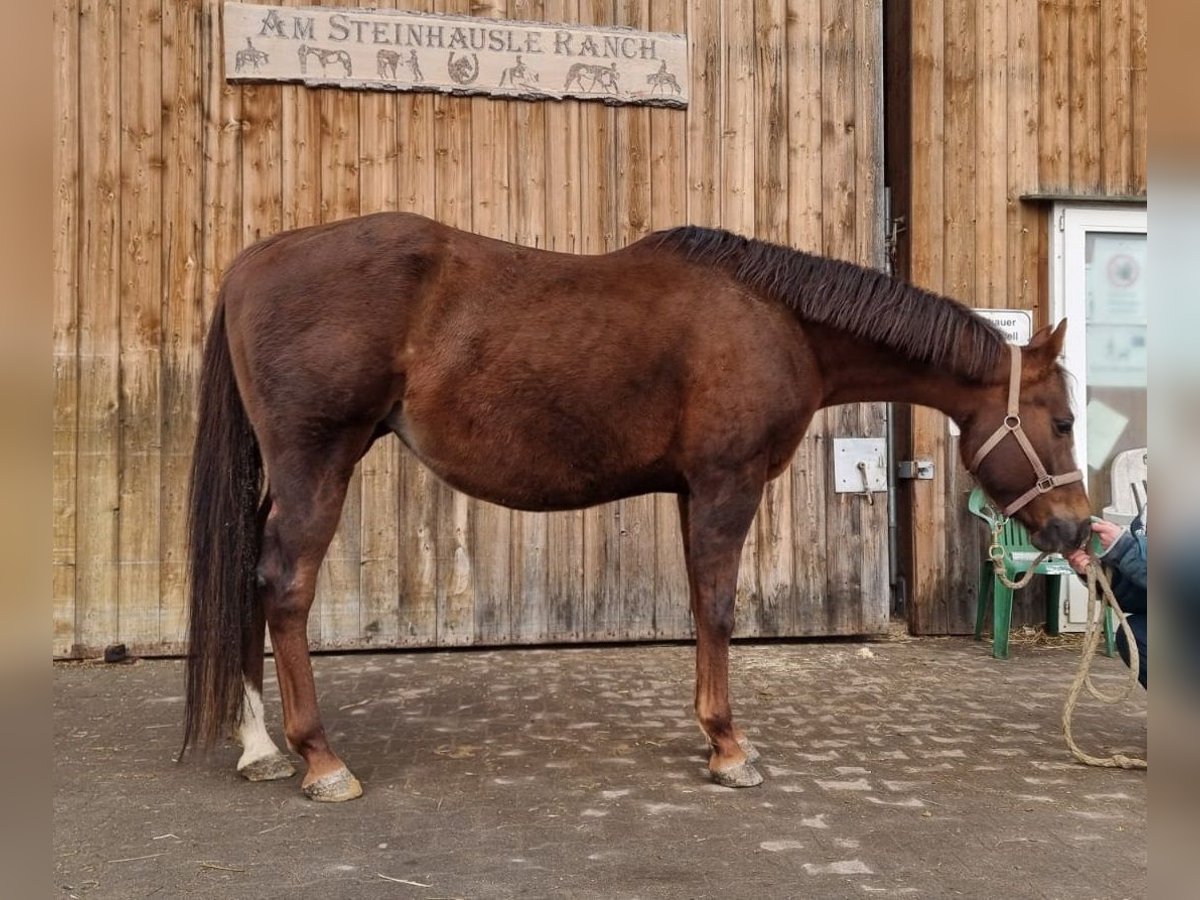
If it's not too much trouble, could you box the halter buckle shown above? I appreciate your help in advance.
[1037,475,1056,493]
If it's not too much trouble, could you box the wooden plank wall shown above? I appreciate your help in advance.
[904,0,1147,634]
[52,0,888,657]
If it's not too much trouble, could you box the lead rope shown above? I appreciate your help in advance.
[1061,560,1147,769]
[987,519,1146,770]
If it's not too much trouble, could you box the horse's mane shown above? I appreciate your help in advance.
[645,226,1006,382]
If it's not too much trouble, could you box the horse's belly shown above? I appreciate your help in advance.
[386,406,678,512]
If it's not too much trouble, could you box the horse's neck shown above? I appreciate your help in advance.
[808,326,992,425]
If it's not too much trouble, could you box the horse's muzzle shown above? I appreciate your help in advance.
[1033,517,1092,554]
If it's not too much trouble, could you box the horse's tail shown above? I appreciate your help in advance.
[182,299,263,754]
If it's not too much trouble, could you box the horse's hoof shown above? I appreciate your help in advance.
[302,767,363,802]
[711,760,764,788]
[737,736,761,764]
[238,752,296,782]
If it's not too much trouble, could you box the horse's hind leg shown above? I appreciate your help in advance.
[234,496,296,782]
[679,474,766,788]
[258,429,374,801]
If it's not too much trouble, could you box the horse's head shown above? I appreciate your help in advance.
[960,320,1092,554]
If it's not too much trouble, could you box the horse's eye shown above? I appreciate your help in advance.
[1054,417,1074,436]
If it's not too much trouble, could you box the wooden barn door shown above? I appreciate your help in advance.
[52,0,888,657]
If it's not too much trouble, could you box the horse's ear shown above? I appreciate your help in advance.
[1027,319,1067,360]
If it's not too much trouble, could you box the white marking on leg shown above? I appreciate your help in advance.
[236,681,287,771]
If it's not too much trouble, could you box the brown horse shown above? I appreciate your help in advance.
[184,213,1090,801]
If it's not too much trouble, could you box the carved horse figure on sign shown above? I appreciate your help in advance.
[183,213,1091,801]
[298,43,352,78]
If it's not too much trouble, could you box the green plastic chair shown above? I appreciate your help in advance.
[968,487,1115,660]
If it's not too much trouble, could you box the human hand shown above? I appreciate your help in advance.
[1090,519,1124,552]
[1066,548,1091,575]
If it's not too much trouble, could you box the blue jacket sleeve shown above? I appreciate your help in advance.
[1104,517,1147,615]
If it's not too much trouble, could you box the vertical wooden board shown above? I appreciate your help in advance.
[942,437,986,632]
[75,0,122,655]
[751,0,793,636]
[854,0,885,272]
[853,0,888,631]
[358,5,402,648]
[1099,0,1132,194]
[312,70,363,648]
[924,0,976,633]
[612,0,656,641]
[239,70,281,630]
[685,0,720,228]
[117,0,164,648]
[943,0,976,302]
[1038,0,1070,191]
[432,0,476,645]
[1129,0,1146,193]
[1068,0,1101,193]
[507,0,552,644]
[720,0,761,635]
[159,1,204,651]
[785,0,828,635]
[679,0,719,639]
[579,0,620,641]
[241,85,283,245]
[908,0,947,634]
[394,41,439,648]
[649,0,690,639]
[276,6,322,645]
[939,0,979,620]
[544,0,586,641]
[818,0,862,629]
[974,0,1007,308]
[1007,0,1040,310]
[467,0,514,646]
[52,0,80,655]
[786,0,822,253]
[200,7,243,457]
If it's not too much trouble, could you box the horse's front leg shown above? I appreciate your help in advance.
[679,475,766,788]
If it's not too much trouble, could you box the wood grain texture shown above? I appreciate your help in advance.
[52,0,80,656]
[614,0,657,641]
[721,0,761,635]
[507,0,552,645]
[75,0,123,653]
[1099,0,1132,194]
[468,0,514,646]
[753,0,793,636]
[394,1,439,648]
[907,0,947,634]
[159,0,205,652]
[543,0,587,641]
[58,0,932,653]
[117,0,165,646]
[854,0,889,633]
[819,0,863,629]
[1129,0,1146,194]
[578,0,621,642]
[1038,0,1070,190]
[432,0,476,645]
[358,0,402,648]
[786,0,828,635]
[649,0,690,639]
[1068,0,1102,193]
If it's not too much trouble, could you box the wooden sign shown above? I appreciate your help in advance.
[223,3,689,108]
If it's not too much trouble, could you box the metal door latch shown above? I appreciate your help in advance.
[896,459,935,480]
